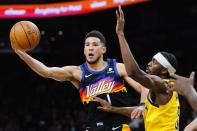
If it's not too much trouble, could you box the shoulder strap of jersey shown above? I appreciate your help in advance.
[107,58,121,79]
[80,62,91,74]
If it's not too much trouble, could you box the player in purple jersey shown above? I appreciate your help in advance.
[12,8,148,131]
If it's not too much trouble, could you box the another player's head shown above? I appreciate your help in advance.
[84,30,107,64]
[146,51,177,78]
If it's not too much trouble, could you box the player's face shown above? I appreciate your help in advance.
[146,58,164,75]
[84,37,106,64]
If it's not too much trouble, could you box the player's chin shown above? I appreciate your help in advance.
[146,68,151,74]
[86,56,100,64]
[86,59,96,64]
[86,58,95,64]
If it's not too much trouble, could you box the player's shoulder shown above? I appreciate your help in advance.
[116,62,125,68]
[72,66,82,71]
[115,62,125,70]
[62,65,81,72]
[149,75,162,82]
[115,62,127,77]
[149,75,168,87]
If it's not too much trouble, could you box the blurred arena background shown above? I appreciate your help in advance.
[0,0,197,131]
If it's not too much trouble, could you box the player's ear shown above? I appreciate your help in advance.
[84,46,86,55]
[161,68,168,75]
[102,46,107,53]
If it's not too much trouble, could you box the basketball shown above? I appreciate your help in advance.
[10,21,41,51]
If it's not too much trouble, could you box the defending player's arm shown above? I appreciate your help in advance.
[116,6,167,93]
[184,88,197,113]
[13,49,78,82]
[117,63,148,118]
[125,76,149,104]
[184,118,197,131]
[168,73,197,131]
[93,97,138,118]
[117,63,149,101]
[169,72,197,112]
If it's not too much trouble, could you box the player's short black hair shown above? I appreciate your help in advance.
[85,30,106,46]
[160,51,178,70]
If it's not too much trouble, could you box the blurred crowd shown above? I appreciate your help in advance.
[0,80,88,131]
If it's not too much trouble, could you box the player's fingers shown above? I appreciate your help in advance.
[116,10,119,21]
[170,73,186,80]
[118,5,121,12]
[119,5,124,18]
[10,42,17,51]
[93,97,102,102]
[131,110,138,119]
[133,110,142,119]
[97,106,108,112]
[135,111,142,119]
[118,5,122,14]
[97,106,103,110]
[116,10,119,19]
[190,71,195,81]
[170,73,179,79]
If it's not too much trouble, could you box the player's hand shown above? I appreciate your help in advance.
[116,5,125,35]
[130,105,145,119]
[167,72,195,96]
[11,41,25,54]
[10,41,18,52]
[15,49,26,54]
[12,46,27,60]
[93,97,112,112]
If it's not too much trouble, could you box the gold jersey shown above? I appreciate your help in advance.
[144,91,180,131]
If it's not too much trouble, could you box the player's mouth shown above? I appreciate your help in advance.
[88,53,94,57]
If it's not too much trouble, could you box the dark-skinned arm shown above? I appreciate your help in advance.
[115,6,167,93]
[169,72,197,112]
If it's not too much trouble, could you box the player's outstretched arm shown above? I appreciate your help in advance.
[117,63,149,97]
[184,117,197,131]
[13,49,78,82]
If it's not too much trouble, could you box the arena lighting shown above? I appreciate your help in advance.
[0,0,149,19]
[50,36,55,42]
[41,30,45,35]
[58,31,63,36]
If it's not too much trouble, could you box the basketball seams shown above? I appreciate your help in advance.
[20,22,32,48]
[31,23,40,46]
[13,25,25,50]
[10,21,40,51]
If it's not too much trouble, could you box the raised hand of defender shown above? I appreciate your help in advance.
[168,72,195,96]
[116,5,125,35]
[93,97,112,112]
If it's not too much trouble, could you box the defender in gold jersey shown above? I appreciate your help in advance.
[116,6,180,131]
[144,91,179,131]
[94,6,180,131]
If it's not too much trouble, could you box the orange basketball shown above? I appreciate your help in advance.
[10,21,41,51]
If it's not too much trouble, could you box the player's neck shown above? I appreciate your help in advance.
[159,74,169,79]
[87,59,107,71]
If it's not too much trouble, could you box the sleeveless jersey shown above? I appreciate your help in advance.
[79,59,131,127]
[144,91,180,131]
